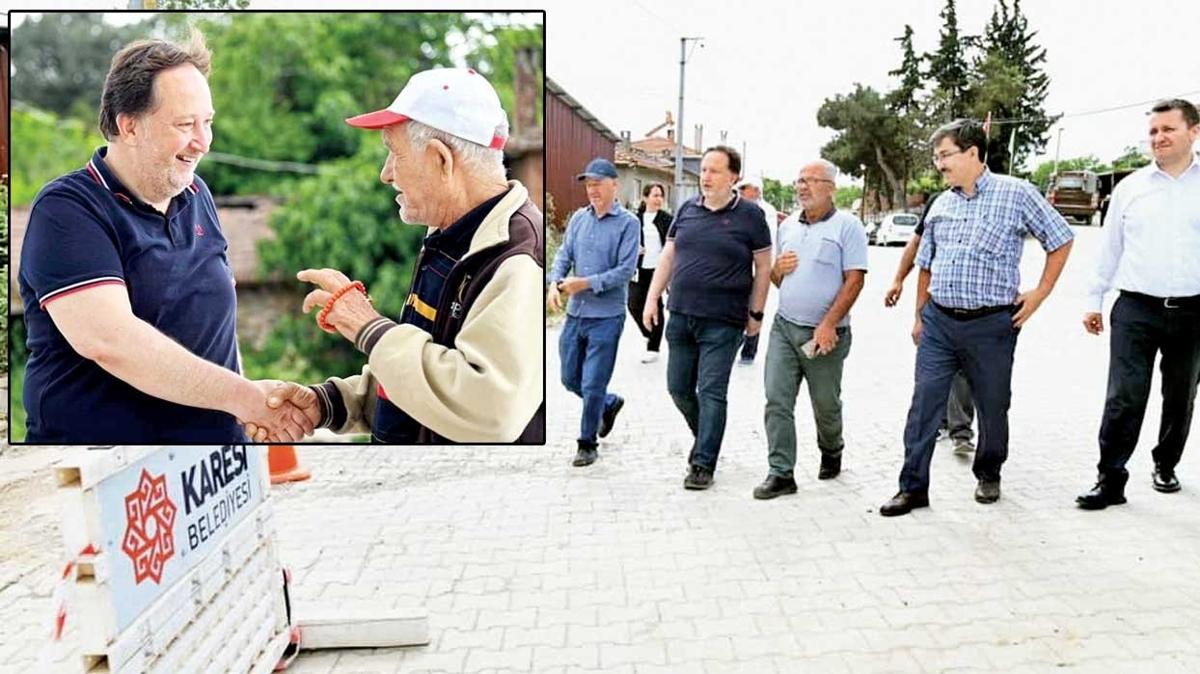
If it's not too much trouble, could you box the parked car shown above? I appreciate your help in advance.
[875,212,919,246]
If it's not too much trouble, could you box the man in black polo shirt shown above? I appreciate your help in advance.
[643,146,773,489]
[18,32,311,443]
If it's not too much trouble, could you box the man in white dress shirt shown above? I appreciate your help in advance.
[1077,98,1200,509]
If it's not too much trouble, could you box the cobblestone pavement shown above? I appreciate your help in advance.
[2,227,1198,673]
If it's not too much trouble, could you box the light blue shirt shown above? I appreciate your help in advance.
[917,169,1073,309]
[548,202,640,318]
[775,207,869,328]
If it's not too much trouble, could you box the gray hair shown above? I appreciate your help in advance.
[807,159,839,182]
[406,120,507,181]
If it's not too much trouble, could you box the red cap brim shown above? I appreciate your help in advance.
[345,109,410,129]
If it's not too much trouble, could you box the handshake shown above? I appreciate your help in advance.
[231,379,323,443]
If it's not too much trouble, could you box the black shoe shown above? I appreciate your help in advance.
[572,441,598,467]
[753,474,797,500]
[879,490,929,516]
[818,455,841,480]
[683,464,713,490]
[974,479,1001,504]
[1153,466,1181,493]
[598,396,625,438]
[1076,480,1127,510]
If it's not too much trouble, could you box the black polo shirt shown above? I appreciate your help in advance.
[666,194,773,324]
[18,147,245,443]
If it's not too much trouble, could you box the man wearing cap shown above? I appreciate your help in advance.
[1076,98,1200,509]
[643,145,773,490]
[734,177,779,365]
[250,67,545,443]
[18,32,312,443]
[545,158,639,466]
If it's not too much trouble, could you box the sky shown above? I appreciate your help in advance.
[10,0,1199,185]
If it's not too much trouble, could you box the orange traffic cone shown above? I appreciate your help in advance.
[268,445,311,485]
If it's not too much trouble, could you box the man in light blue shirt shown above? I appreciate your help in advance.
[755,160,868,500]
[547,158,640,467]
[881,119,1074,516]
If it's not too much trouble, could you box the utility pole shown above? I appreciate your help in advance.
[1052,126,1062,179]
[674,36,703,211]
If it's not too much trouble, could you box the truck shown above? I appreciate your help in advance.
[1046,170,1100,224]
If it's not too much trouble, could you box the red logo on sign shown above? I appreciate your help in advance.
[121,469,177,584]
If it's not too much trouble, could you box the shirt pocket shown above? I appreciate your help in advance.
[971,212,1010,258]
[816,237,841,266]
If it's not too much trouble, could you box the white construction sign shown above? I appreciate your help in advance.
[54,446,291,674]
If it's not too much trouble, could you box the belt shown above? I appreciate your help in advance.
[932,302,1014,320]
[1121,290,1200,310]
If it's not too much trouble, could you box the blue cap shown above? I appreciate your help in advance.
[576,157,619,181]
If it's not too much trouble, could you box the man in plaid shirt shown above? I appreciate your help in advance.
[880,119,1075,516]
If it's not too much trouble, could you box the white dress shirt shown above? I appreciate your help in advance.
[1085,157,1200,312]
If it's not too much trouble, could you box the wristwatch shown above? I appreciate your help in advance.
[748,310,764,321]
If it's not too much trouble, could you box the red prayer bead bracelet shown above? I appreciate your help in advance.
[317,281,369,332]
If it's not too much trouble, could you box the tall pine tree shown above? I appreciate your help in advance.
[927,0,970,121]
[970,0,1058,173]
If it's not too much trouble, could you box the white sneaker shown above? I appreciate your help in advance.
[641,351,659,363]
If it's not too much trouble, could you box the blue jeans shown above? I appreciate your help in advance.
[899,303,1019,492]
[665,312,745,470]
[559,315,624,443]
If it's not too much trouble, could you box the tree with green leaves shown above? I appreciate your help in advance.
[887,25,923,117]
[926,0,970,121]
[1111,145,1151,171]
[1030,155,1105,191]
[817,84,909,210]
[762,177,795,213]
[968,0,1058,173]
[11,14,153,120]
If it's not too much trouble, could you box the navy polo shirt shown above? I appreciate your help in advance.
[371,187,510,443]
[666,194,773,324]
[18,147,246,443]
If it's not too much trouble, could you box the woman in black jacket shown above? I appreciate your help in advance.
[628,183,671,362]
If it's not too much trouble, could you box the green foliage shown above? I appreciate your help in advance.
[968,0,1058,172]
[1111,145,1151,171]
[10,361,27,443]
[1,186,7,372]
[1030,155,1105,191]
[762,177,795,213]
[818,84,909,208]
[158,0,250,8]
[11,107,107,207]
[907,173,947,198]
[887,25,924,116]
[545,226,564,325]
[927,0,970,120]
[11,14,154,119]
[834,185,862,209]
[465,17,544,129]
[246,143,426,382]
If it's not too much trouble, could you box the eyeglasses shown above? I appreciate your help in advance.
[794,177,834,187]
[931,149,964,165]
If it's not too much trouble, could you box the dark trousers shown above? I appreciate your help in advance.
[665,312,744,471]
[1097,294,1200,481]
[942,370,975,441]
[627,268,664,352]
[899,303,1019,492]
[559,315,624,443]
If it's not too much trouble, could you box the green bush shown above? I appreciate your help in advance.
[11,107,106,207]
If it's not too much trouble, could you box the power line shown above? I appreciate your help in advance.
[986,88,1200,126]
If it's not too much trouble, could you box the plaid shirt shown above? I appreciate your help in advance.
[917,169,1073,309]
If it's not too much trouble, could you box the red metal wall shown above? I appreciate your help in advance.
[546,91,614,229]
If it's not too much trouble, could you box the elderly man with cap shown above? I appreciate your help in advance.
[734,177,779,364]
[547,158,640,466]
[249,67,545,443]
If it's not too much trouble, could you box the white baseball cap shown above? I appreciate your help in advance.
[345,67,509,150]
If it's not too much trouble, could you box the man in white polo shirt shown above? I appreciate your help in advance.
[1076,98,1200,509]
[754,159,869,499]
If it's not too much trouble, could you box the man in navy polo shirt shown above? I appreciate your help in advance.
[643,146,773,490]
[547,158,640,466]
[18,33,311,443]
